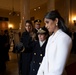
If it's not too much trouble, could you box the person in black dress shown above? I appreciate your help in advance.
[19,20,36,75]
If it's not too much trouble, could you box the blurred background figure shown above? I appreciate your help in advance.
[72,30,76,54]
[0,30,6,74]
[34,19,41,40]
[3,30,10,61]
[12,30,21,53]
[0,30,10,74]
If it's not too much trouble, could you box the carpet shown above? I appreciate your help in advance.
[65,62,76,75]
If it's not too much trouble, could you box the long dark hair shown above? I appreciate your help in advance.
[44,10,68,34]
[25,20,34,28]
[25,20,36,40]
[25,20,34,31]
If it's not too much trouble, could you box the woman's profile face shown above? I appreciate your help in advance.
[44,18,57,33]
[25,23,32,32]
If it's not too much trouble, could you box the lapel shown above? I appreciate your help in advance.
[49,29,62,44]
[46,29,62,55]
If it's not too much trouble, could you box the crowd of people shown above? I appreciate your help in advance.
[0,10,74,75]
[17,10,72,75]
[18,19,49,75]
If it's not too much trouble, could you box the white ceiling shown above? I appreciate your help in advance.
[0,0,47,12]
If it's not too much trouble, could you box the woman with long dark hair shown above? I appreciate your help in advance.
[37,10,72,75]
[19,20,36,75]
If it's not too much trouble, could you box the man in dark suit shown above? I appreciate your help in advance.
[29,27,49,75]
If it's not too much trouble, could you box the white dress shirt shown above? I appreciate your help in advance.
[39,40,46,47]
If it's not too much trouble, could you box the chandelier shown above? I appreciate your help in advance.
[9,0,20,16]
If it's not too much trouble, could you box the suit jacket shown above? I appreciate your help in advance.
[37,29,72,75]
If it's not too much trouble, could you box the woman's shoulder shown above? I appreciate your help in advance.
[60,31,71,39]
[57,31,72,43]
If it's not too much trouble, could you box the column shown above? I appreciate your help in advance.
[47,0,55,12]
[65,0,71,27]
[20,0,30,33]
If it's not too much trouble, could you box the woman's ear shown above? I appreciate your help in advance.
[55,18,58,24]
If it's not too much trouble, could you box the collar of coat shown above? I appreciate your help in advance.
[48,29,62,43]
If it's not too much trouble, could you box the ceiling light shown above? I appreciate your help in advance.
[38,7,40,9]
[9,0,20,16]
[34,9,36,11]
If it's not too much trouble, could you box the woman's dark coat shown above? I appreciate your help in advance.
[19,31,35,75]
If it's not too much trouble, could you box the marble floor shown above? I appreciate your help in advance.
[0,50,76,75]
[4,52,19,75]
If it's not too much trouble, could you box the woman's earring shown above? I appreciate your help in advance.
[56,23,58,26]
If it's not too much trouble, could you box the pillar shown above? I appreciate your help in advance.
[65,0,71,27]
[47,0,55,12]
[20,0,30,33]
